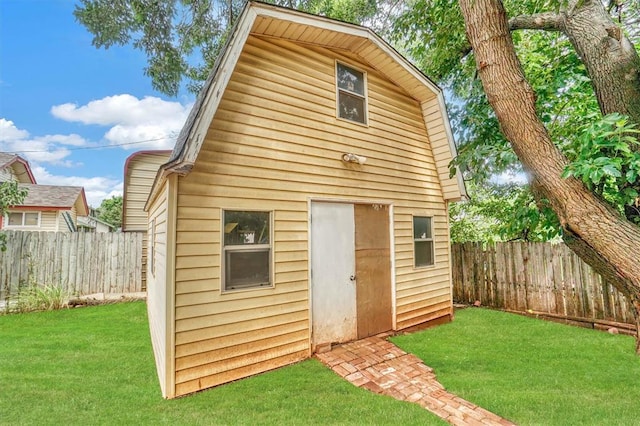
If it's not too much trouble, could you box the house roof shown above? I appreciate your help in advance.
[16,184,89,216]
[147,1,467,208]
[123,150,172,231]
[0,152,37,184]
[77,215,115,230]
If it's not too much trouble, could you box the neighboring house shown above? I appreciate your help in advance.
[143,2,466,399]
[77,209,115,233]
[123,150,172,290]
[2,184,89,232]
[0,153,36,184]
[0,152,89,231]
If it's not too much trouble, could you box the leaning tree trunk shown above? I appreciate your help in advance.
[459,0,640,353]
[562,0,640,128]
[508,0,640,146]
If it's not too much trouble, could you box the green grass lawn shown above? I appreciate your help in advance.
[0,302,443,425]
[392,308,640,426]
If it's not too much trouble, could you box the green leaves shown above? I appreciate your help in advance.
[75,0,381,96]
[97,195,123,228]
[562,113,640,223]
[0,180,28,216]
[0,180,28,251]
[450,181,561,243]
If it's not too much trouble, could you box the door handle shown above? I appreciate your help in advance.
[349,275,356,281]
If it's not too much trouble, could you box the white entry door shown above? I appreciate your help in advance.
[311,202,357,347]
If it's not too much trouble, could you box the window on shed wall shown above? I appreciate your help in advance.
[336,62,367,124]
[6,211,40,227]
[223,210,272,292]
[413,216,434,267]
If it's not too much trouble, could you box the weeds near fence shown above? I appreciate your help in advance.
[10,284,70,314]
[17,284,69,312]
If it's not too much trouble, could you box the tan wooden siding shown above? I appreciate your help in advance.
[146,182,170,397]
[124,151,170,291]
[422,98,462,201]
[170,34,451,396]
[124,152,170,232]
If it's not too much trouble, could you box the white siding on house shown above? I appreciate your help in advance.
[41,211,58,231]
[56,207,78,232]
[170,35,451,396]
[0,166,17,182]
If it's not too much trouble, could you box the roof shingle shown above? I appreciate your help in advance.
[18,184,85,210]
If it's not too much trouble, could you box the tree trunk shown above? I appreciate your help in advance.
[562,0,640,127]
[459,0,640,351]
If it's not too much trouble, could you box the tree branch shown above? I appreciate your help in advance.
[508,12,564,32]
[458,12,565,60]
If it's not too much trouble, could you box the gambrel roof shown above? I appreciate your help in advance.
[148,1,466,207]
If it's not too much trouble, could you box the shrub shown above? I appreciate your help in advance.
[14,284,70,313]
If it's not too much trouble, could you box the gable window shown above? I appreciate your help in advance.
[336,62,367,124]
[413,216,434,267]
[7,211,40,227]
[223,210,272,291]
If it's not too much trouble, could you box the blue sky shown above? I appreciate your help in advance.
[1,0,194,207]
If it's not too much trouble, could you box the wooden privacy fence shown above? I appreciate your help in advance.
[451,242,636,330]
[0,231,144,301]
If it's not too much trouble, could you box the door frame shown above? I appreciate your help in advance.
[307,197,396,351]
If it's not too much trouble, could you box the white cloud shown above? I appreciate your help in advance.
[0,119,85,166]
[30,165,122,208]
[0,93,191,207]
[51,94,190,150]
[0,118,29,141]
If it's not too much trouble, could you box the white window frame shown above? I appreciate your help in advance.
[5,211,41,228]
[222,209,273,293]
[336,61,368,126]
[413,216,435,268]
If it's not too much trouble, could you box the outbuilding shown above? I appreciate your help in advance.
[145,1,466,398]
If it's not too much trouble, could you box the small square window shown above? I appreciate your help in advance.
[336,62,367,124]
[413,216,434,267]
[225,250,270,289]
[223,210,272,291]
[8,213,22,226]
[6,212,39,227]
[24,213,39,226]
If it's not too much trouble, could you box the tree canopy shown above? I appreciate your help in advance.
[74,0,379,95]
[97,195,123,229]
[394,0,640,232]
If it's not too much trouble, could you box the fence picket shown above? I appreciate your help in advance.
[0,231,143,301]
[451,242,636,329]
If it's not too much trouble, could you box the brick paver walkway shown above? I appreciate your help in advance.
[316,335,515,426]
